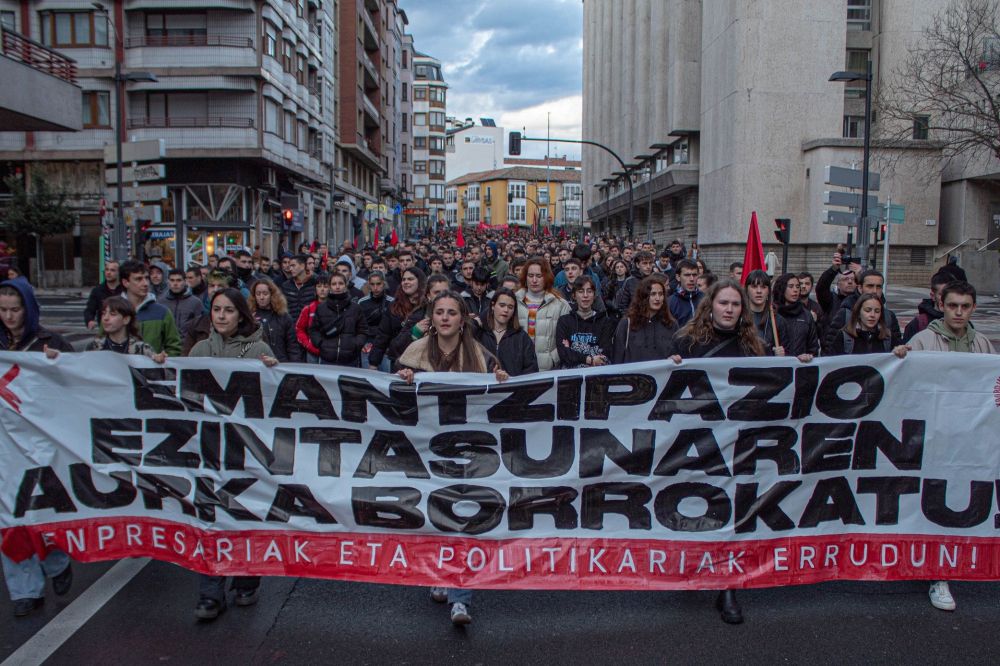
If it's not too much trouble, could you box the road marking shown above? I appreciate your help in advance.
[1,558,149,666]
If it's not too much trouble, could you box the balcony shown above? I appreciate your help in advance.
[0,27,81,131]
[125,33,254,48]
[361,49,379,91]
[128,116,255,129]
[361,94,380,129]
[361,9,379,52]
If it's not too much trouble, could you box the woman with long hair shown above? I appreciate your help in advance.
[250,278,301,362]
[825,293,899,355]
[515,256,570,371]
[387,273,452,362]
[188,288,276,622]
[603,259,630,318]
[475,287,538,375]
[369,267,426,370]
[744,269,778,353]
[308,273,368,367]
[396,292,508,628]
[612,274,677,363]
[771,273,819,360]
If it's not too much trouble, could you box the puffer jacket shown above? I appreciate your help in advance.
[188,326,274,359]
[774,302,820,356]
[281,275,318,322]
[515,289,571,371]
[668,289,704,328]
[611,316,678,364]
[309,293,368,366]
[474,322,538,376]
[158,288,203,338]
[254,307,301,363]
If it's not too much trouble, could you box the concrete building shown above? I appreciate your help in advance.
[399,32,413,229]
[582,0,964,285]
[405,50,446,236]
[0,0,337,283]
[445,117,504,184]
[447,166,582,232]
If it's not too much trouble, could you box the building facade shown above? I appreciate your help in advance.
[445,116,503,184]
[405,50,446,236]
[582,0,960,285]
[447,166,582,232]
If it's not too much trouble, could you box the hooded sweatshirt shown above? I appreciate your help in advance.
[149,261,171,299]
[0,278,73,352]
[924,319,982,353]
[908,319,996,354]
[121,292,183,356]
[337,254,369,293]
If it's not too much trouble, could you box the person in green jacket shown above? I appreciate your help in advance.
[118,260,182,356]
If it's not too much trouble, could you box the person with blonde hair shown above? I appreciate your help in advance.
[515,256,570,371]
[250,277,301,362]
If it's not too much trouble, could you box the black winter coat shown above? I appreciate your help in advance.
[673,327,761,359]
[825,328,895,356]
[775,302,820,356]
[309,294,368,366]
[281,276,318,322]
[255,308,302,362]
[358,293,394,343]
[474,324,538,376]
[902,298,942,343]
[84,282,124,326]
[612,316,678,364]
[555,310,616,367]
[387,308,427,363]
[822,294,900,355]
[369,307,407,367]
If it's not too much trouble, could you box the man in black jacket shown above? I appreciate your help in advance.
[84,260,124,329]
[358,271,394,370]
[903,270,950,342]
[280,254,318,322]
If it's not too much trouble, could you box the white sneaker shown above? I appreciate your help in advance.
[450,602,472,626]
[929,581,956,611]
[429,587,448,603]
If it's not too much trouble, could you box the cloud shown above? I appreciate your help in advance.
[403,0,582,158]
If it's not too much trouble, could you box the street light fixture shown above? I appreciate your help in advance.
[830,61,873,266]
[93,2,158,260]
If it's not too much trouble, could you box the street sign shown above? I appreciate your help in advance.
[103,139,166,164]
[109,185,167,202]
[393,204,402,215]
[123,205,162,223]
[823,165,880,191]
[823,190,879,210]
[822,210,860,227]
[147,229,174,240]
[875,202,905,224]
[105,163,166,184]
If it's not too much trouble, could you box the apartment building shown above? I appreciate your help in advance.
[445,116,504,184]
[582,0,961,284]
[405,50,446,236]
[0,0,338,281]
[447,166,582,231]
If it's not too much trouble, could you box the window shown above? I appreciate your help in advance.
[430,185,445,200]
[843,115,864,138]
[284,111,295,144]
[265,100,281,136]
[415,65,428,78]
[537,187,549,205]
[913,115,930,140]
[296,54,306,84]
[402,49,408,68]
[264,22,278,57]
[415,185,427,199]
[507,205,526,222]
[82,91,110,128]
[414,87,427,101]
[508,182,526,199]
[296,0,305,18]
[847,0,871,31]
[846,49,869,72]
[429,160,445,176]
[401,113,408,133]
[282,40,294,73]
[430,136,445,151]
[429,88,446,103]
[430,111,446,127]
[413,160,427,173]
[298,121,308,150]
[40,11,109,47]
[414,136,427,149]
[414,113,427,126]
[401,144,408,162]
[0,11,15,32]
[146,13,207,39]
[402,83,408,102]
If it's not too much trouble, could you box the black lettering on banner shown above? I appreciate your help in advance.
[798,476,865,528]
[298,427,363,477]
[429,431,501,479]
[354,431,430,479]
[856,476,920,525]
[851,420,925,471]
[193,476,260,522]
[486,378,555,423]
[352,487,425,529]
[586,374,657,421]
[815,366,884,419]
[921,479,994,528]
[727,367,792,421]
[14,467,77,517]
[734,481,802,533]
[268,373,338,420]
[143,419,200,468]
[69,463,136,509]
[266,484,337,523]
[579,428,655,478]
[339,375,418,425]
[130,367,184,412]
[418,382,487,426]
[90,418,142,465]
[500,427,575,479]
[732,427,801,475]
[654,482,732,532]
[791,365,820,419]
[224,423,296,475]
[647,370,724,422]
[135,472,196,517]
[801,423,857,474]
[200,422,221,471]
[427,484,505,535]
[654,428,731,477]
[581,482,652,530]
[557,376,582,421]
[180,370,264,418]
[508,486,579,530]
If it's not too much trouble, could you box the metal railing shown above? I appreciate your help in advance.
[0,26,78,84]
[934,237,985,261]
[127,116,255,128]
[124,34,254,48]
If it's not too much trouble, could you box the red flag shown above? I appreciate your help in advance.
[741,211,766,286]
[456,226,465,248]
[373,223,380,251]
[390,228,399,246]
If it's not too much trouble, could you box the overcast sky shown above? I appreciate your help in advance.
[403,0,583,160]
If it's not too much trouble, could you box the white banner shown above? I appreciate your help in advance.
[1,351,999,589]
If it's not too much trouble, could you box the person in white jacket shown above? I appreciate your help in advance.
[515,257,571,371]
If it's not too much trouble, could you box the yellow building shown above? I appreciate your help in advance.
[446,167,582,230]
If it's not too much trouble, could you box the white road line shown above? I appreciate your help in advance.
[1,558,149,666]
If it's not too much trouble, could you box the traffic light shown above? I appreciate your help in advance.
[140,220,153,243]
[773,218,791,245]
[879,223,887,241]
[282,208,294,230]
[509,131,522,156]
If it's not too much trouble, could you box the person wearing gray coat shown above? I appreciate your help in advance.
[158,268,204,338]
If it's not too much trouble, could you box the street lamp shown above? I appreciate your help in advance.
[830,61,873,266]
[93,2,157,260]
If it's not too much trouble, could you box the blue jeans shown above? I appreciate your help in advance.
[1,549,70,601]
[448,588,472,605]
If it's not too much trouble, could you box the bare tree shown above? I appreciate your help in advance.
[878,0,1000,171]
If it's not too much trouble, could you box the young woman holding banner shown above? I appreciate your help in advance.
[611,274,677,364]
[396,292,509,627]
[824,293,899,356]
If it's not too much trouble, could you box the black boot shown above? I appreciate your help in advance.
[715,589,743,624]
[194,596,226,621]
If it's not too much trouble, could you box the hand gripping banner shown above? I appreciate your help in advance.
[2,351,1000,591]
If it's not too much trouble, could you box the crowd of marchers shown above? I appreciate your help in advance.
[0,228,993,627]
